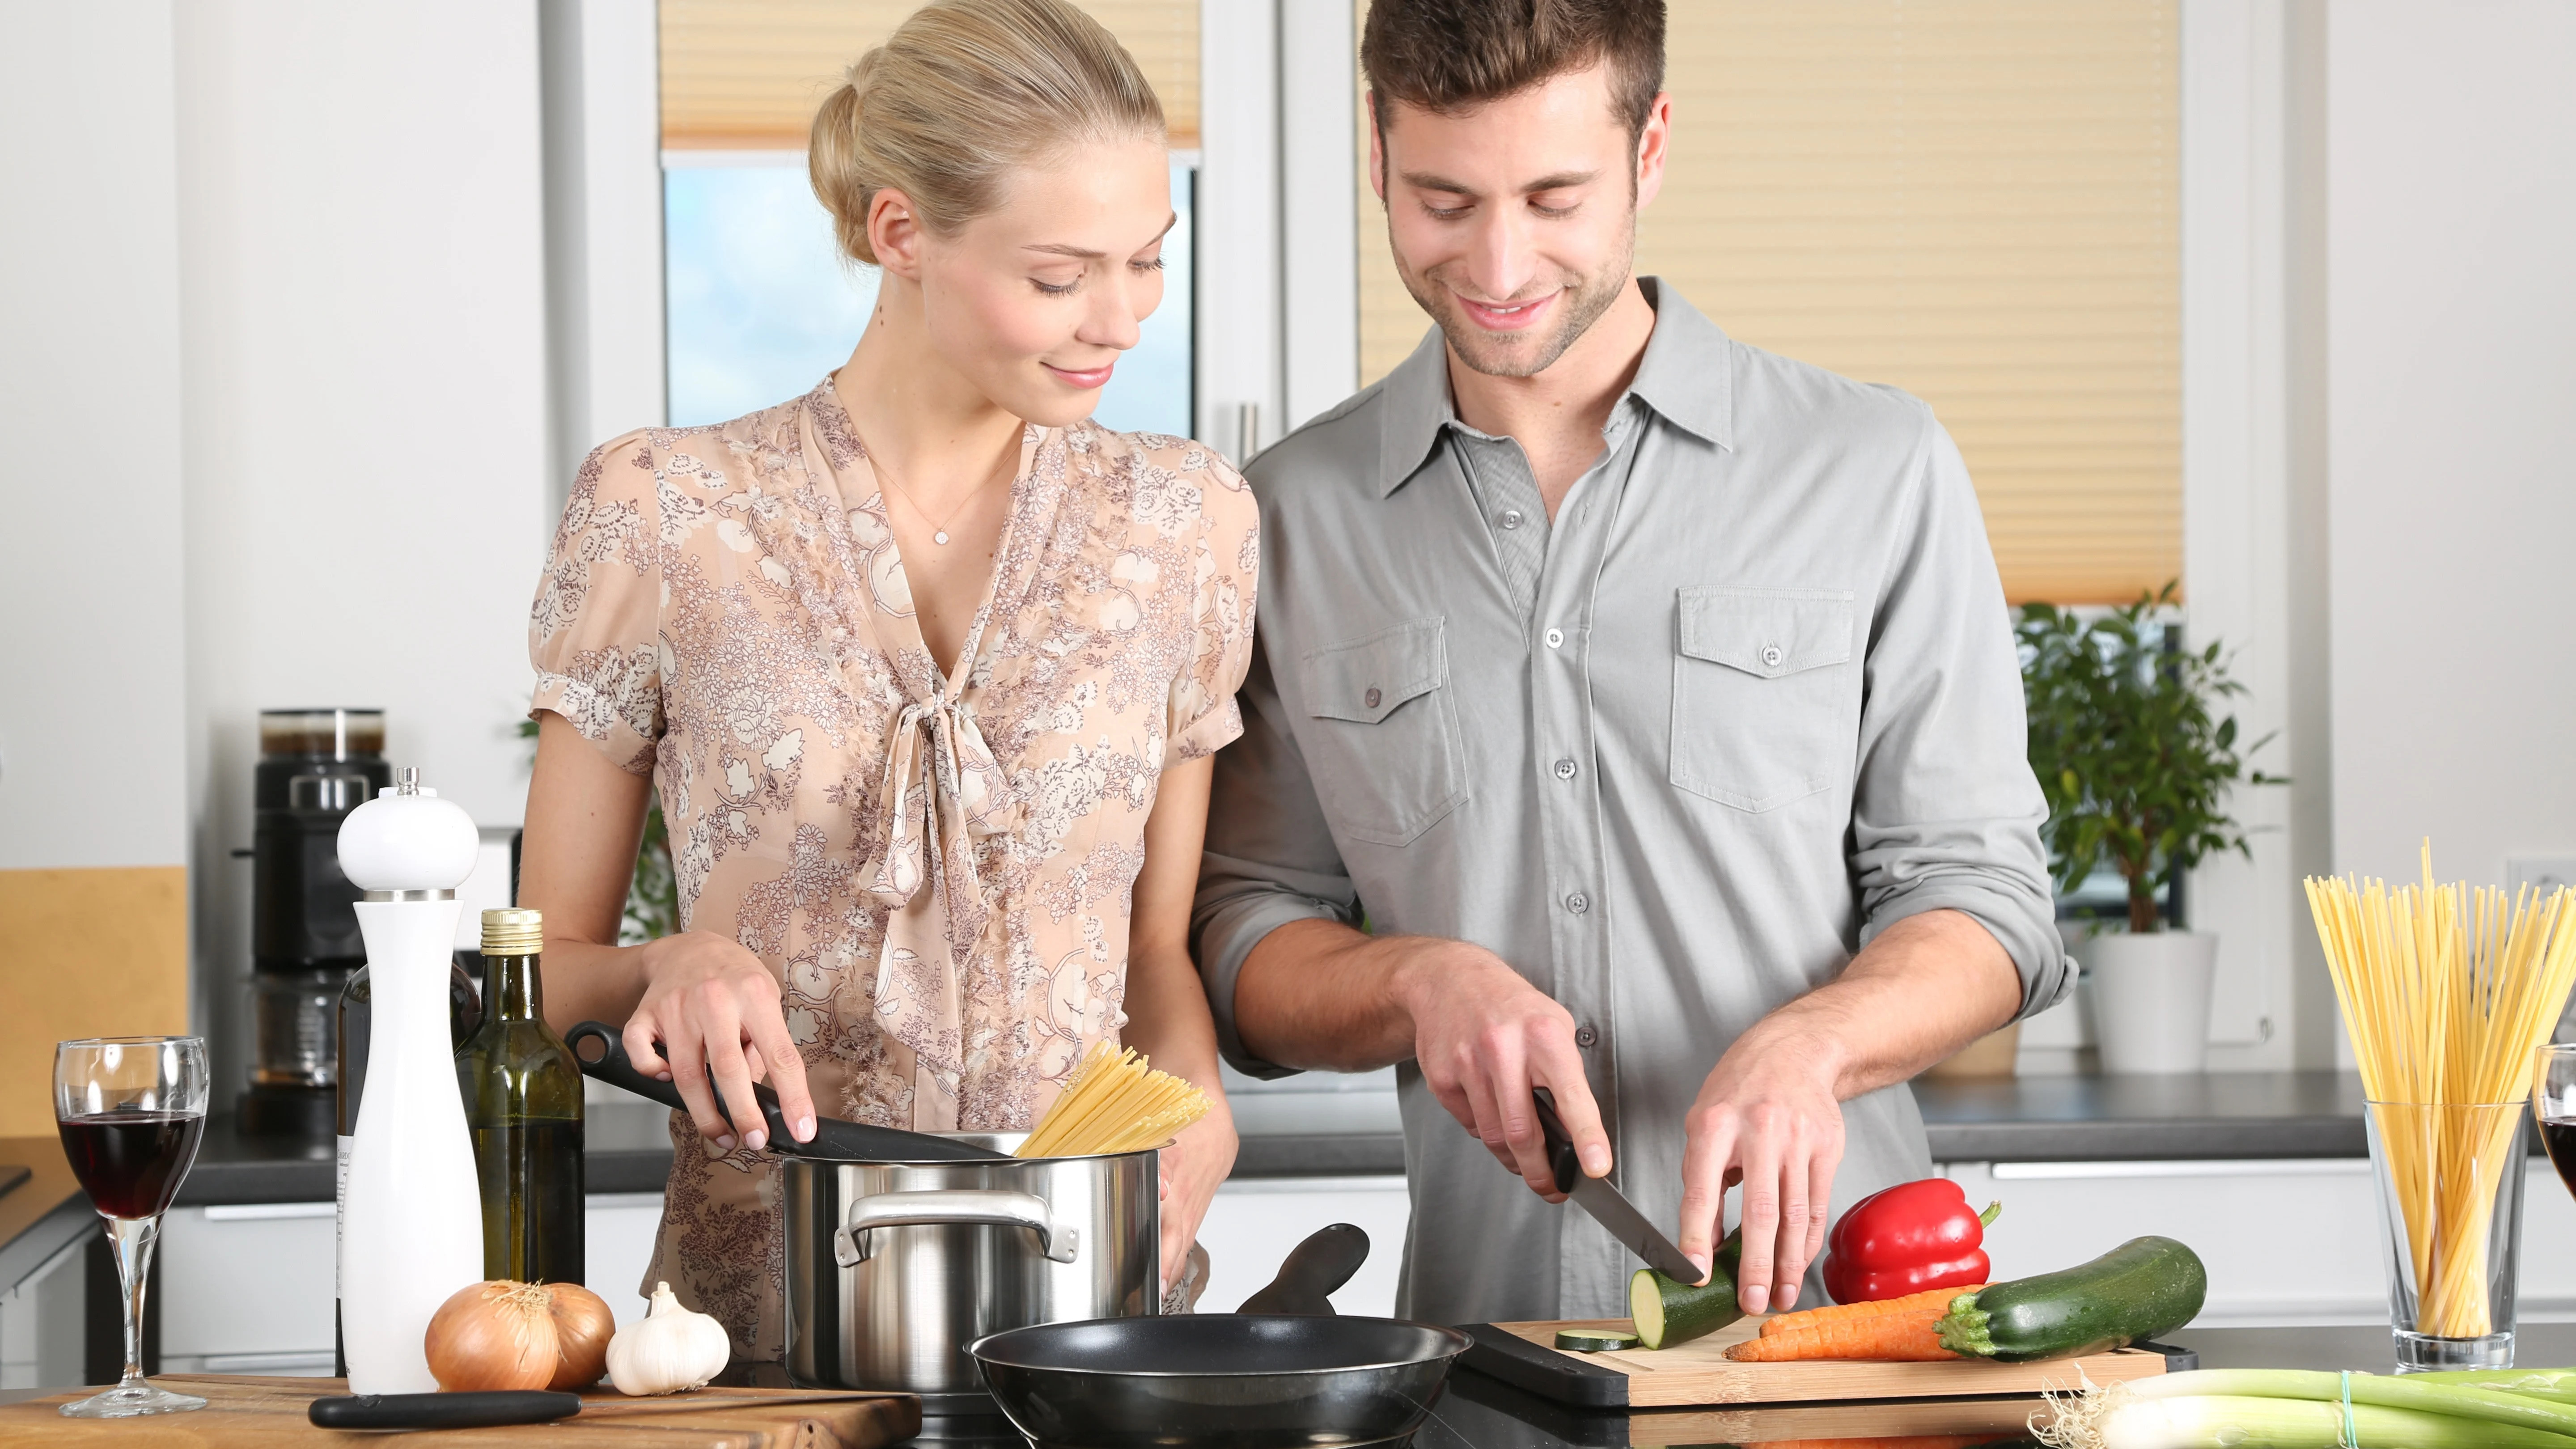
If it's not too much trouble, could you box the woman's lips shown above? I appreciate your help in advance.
[1456,291,1556,332]
[1045,360,1116,390]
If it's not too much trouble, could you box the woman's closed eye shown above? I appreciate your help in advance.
[1031,254,1164,297]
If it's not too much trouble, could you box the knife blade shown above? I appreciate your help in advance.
[1531,1087,1708,1285]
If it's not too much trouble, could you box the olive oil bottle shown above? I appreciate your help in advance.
[456,908,585,1283]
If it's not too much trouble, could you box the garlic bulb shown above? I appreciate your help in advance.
[605,1281,731,1395]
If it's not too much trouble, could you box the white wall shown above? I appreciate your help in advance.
[0,1,190,873]
[174,1,555,1072]
[2324,3,2576,890]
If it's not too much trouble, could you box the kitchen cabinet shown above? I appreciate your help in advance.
[148,1194,682,1374]
[0,1233,84,1390]
[1940,1156,2576,1326]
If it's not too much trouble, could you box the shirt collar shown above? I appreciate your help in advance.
[1373,276,1735,498]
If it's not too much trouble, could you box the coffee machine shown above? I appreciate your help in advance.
[239,709,391,1138]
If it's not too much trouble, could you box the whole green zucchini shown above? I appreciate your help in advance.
[1936,1235,2205,1362]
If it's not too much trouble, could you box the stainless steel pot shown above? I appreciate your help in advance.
[781,1133,1159,1407]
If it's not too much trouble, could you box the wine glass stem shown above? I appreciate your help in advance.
[105,1215,159,1390]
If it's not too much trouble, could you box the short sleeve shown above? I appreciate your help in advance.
[530,432,665,775]
[1165,456,1260,766]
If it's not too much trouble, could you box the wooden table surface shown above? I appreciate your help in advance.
[0,1375,921,1448]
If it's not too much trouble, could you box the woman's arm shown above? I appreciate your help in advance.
[1118,754,1238,1291]
[519,711,818,1150]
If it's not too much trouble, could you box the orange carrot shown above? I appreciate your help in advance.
[1757,1284,1983,1339]
[1724,1310,1960,1362]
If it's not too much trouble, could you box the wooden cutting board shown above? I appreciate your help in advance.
[0,1375,920,1447]
[1460,1318,2180,1408]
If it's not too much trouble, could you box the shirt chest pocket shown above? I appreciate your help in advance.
[1669,586,1858,813]
[1296,618,1467,847]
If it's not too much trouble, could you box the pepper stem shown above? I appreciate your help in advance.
[1979,1199,2003,1227]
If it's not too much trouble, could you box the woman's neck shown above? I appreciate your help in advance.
[832,276,1025,510]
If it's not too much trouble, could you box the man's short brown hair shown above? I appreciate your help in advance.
[1360,0,1666,139]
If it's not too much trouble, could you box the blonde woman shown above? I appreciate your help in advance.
[518,0,1250,1358]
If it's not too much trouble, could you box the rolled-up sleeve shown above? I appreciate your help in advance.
[1191,633,1363,1078]
[1849,412,2072,1019]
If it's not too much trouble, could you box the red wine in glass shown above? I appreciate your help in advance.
[2542,1119,2576,1199]
[57,1111,206,1220]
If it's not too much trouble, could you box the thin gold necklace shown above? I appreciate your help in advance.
[861,439,1012,547]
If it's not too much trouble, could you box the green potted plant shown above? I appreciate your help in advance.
[2018,584,2279,1073]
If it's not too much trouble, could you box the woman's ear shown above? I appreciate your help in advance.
[868,186,926,280]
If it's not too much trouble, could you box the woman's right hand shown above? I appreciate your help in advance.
[622,931,818,1153]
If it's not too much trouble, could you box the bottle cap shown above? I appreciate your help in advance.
[480,907,544,956]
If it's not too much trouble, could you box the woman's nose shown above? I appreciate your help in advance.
[1078,274,1146,353]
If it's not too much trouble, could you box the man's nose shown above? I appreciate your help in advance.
[1461,206,1538,303]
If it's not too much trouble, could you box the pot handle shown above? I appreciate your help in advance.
[834,1189,1081,1268]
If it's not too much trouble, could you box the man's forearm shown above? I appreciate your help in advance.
[1730,908,2025,1101]
[1230,919,1426,1070]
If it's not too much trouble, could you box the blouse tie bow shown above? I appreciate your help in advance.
[859,691,1019,1130]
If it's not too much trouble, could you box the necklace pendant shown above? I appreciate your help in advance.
[933,530,950,546]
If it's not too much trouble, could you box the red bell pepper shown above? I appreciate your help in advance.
[1820,1178,2002,1305]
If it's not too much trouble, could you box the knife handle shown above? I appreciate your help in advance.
[1531,1087,1580,1195]
[309,1390,581,1429]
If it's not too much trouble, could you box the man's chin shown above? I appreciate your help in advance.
[1439,317,1582,379]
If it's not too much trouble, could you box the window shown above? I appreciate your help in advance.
[657,0,1199,433]
[1355,1,2181,606]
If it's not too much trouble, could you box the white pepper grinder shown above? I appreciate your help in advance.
[335,767,485,1393]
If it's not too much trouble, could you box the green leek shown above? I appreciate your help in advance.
[2118,1368,2576,1437]
[2077,1394,2576,1449]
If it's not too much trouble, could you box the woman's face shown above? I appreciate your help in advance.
[907,135,1173,428]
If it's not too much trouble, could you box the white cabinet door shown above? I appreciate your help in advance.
[1193,1175,1411,1317]
[1943,1158,2576,1327]
[585,1193,667,1329]
[158,1203,338,1373]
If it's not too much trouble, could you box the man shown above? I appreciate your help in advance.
[1192,0,2071,1327]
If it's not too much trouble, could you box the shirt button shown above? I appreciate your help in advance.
[1500,508,1524,530]
[1761,644,1785,669]
[1565,892,1590,915]
[1575,1025,1598,1048]
[1553,758,1577,780]
[1544,628,1565,649]
[1364,686,1382,709]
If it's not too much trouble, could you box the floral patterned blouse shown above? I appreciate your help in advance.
[530,377,1258,1358]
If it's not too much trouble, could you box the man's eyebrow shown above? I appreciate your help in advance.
[1021,212,1179,261]
[1397,169,1601,195]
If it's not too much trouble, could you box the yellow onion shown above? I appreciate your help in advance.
[543,1283,616,1391]
[426,1280,559,1392]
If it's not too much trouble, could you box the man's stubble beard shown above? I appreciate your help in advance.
[1391,210,1638,381]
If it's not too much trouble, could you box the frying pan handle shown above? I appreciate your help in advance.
[1238,1222,1369,1315]
[833,1189,1080,1268]
[566,1019,779,1145]
[1531,1087,1580,1196]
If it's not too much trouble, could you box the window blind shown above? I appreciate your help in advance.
[659,0,1200,150]
[1356,1,2179,605]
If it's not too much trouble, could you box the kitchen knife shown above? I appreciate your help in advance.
[308,1390,581,1429]
[1531,1087,1708,1285]
[567,1020,1007,1162]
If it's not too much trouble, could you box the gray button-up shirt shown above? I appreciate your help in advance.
[1193,280,2070,1326]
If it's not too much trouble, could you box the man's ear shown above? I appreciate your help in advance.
[869,186,927,280]
[1634,91,1674,210]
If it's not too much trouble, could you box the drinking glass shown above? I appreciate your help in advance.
[2365,1098,2528,1371]
[54,1036,210,1418]
[2536,1044,2576,1199]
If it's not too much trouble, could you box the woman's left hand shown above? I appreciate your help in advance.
[1158,1105,1237,1295]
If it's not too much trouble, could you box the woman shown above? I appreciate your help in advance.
[518,0,1251,1359]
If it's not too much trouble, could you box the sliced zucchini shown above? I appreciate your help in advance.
[1555,1328,1642,1352]
[1629,1229,1744,1351]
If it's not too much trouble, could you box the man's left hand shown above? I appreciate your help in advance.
[1674,1029,1846,1315]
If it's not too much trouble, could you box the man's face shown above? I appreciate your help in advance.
[1372,67,1670,378]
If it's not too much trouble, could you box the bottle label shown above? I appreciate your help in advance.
[335,1132,351,1294]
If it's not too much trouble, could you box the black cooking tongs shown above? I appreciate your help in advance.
[566,1020,1006,1163]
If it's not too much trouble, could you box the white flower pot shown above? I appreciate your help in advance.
[2085,931,2219,1074]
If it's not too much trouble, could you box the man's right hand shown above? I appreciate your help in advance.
[1394,940,1613,1200]
[621,930,818,1154]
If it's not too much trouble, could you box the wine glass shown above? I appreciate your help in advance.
[54,1036,210,1418]
[2538,1045,2576,1199]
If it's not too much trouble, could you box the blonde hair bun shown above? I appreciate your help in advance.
[810,0,1165,266]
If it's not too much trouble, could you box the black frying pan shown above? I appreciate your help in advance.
[566,1020,1006,1163]
[970,1224,1471,1449]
